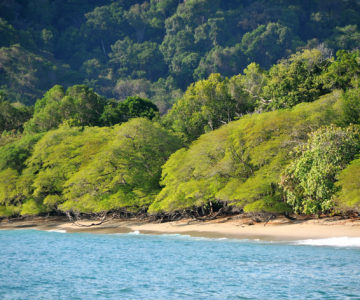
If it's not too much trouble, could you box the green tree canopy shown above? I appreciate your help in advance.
[20,126,114,213]
[109,37,167,81]
[0,133,43,173]
[100,96,159,126]
[261,48,330,110]
[335,158,360,212]
[60,118,182,213]
[164,73,255,142]
[241,22,301,69]
[321,50,360,91]
[0,101,33,133]
[1,1,360,105]
[193,44,247,80]
[342,88,360,125]
[281,125,360,214]
[24,85,107,133]
[150,91,344,214]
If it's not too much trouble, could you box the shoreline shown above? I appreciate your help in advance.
[1,215,360,241]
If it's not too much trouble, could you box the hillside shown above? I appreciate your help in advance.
[1,0,360,111]
[0,1,360,219]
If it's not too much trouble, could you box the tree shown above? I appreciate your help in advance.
[84,2,127,56]
[118,96,159,120]
[150,76,183,114]
[335,158,360,212]
[342,88,360,125]
[241,22,301,69]
[151,91,344,214]
[281,125,360,215]
[24,85,107,133]
[164,73,252,142]
[321,50,360,91]
[23,126,114,212]
[261,48,330,110]
[100,96,159,126]
[193,44,247,80]
[23,85,65,133]
[0,133,43,173]
[1,0,360,107]
[113,78,152,100]
[327,25,360,51]
[0,101,33,133]
[0,167,32,217]
[109,37,167,81]
[0,43,81,105]
[0,45,58,104]
[64,85,107,126]
[60,118,182,213]
[0,18,19,47]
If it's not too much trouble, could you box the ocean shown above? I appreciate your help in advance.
[0,229,359,299]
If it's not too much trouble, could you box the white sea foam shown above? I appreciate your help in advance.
[161,233,190,238]
[160,233,182,237]
[294,237,360,248]
[128,230,140,235]
[160,233,228,241]
[47,229,67,233]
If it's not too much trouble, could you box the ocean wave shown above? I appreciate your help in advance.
[293,237,360,248]
[47,229,67,233]
[160,233,190,238]
[128,230,140,235]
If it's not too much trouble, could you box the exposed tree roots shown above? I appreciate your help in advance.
[65,211,108,227]
[61,202,360,227]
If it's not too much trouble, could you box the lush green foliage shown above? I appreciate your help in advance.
[101,96,159,126]
[1,1,360,218]
[261,49,329,110]
[335,158,360,211]
[0,119,182,216]
[61,118,182,213]
[0,133,43,172]
[321,50,360,90]
[164,49,360,142]
[150,92,344,214]
[163,73,255,142]
[24,126,115,208]
[342,88,360,125]
[1,1,360,108]
[281,125,360,214]
[0,44,79,104]
[24,85,107,133]
[0,100,33,133]
[24,86,159,133]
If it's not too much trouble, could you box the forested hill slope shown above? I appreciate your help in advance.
[1,87,360,218]
[151,91,360,215]
[1,1,360,219]
[1,0,360,111]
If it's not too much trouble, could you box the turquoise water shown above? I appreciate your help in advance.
[0,230,359,299]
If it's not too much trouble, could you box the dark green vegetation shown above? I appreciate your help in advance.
[1,1,360,218]
[2,0,360,110]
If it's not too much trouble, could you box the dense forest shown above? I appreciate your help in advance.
[0,0,360,219]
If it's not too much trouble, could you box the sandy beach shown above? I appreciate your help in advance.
[1,215,360,241]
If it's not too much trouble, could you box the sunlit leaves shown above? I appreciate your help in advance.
[61,118,182,213]
[281,125,360,214]
[335,158,360,211]
[164,73,254,142]
[152,92,344,213]
[24,85,107,133]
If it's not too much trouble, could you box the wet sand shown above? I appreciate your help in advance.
[1,215,360,241]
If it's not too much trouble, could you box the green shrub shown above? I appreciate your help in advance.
[281,125,360,214]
